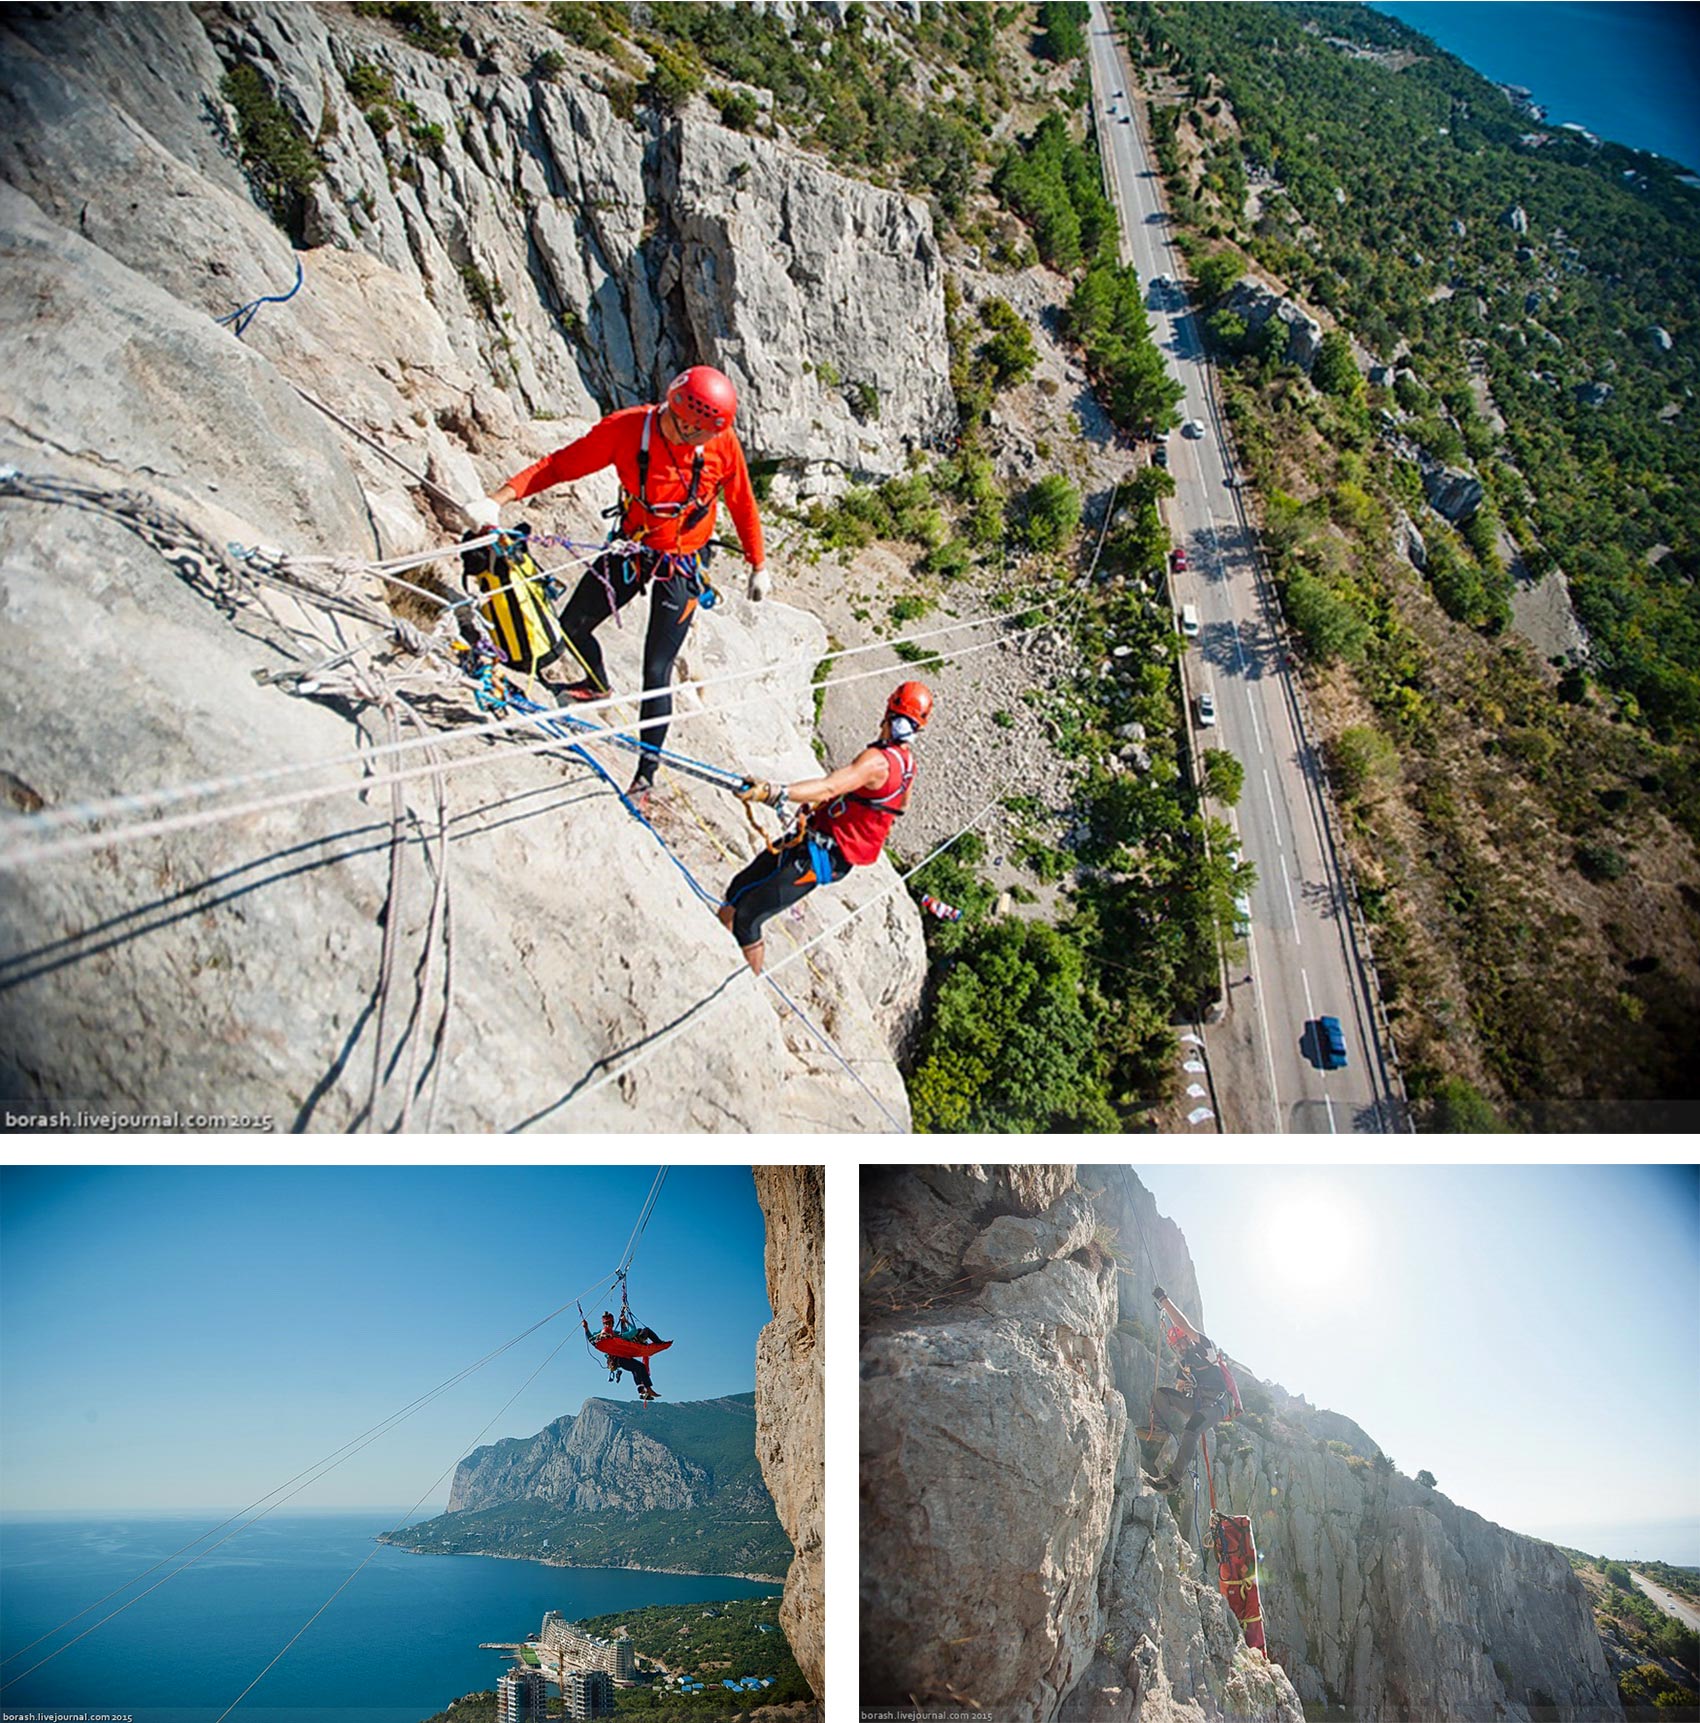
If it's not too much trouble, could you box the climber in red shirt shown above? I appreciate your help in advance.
[718,682,932,975]
[1144,1285,1242,1492]
[466,366,766,809]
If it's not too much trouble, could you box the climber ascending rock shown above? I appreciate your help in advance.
[465,366,767,812]
[1143,1283,1243,1491]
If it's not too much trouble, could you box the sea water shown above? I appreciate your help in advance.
[1370,2,1700,173]
[0,1513,780,1723]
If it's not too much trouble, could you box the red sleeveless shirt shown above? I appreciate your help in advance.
[813,743,914,866]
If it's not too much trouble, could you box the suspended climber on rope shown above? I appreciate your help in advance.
[580,1273,672,1402]
[1141,1284,1242,1493]
[720,679,933,975]
[1140,1286,1267,1654]
[463,365,766,812]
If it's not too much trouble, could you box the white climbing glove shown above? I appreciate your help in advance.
[463,495,502,531]
[746,564,771,603]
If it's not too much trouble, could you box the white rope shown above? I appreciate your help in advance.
[613,1165,668,1278]
[211,1323,580,1723]
[0,1258,630,1690]
[0,614,1065,871]
[533,794,1006,1128]
[762,973,906,1132]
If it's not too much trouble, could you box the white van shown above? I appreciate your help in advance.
[1180,603,1200,638]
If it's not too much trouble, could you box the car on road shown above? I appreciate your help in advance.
[1170,546,1188,572]
[1183,418,1207,438]
[1195,689,1216,727]
[1233,893,1252,938]
[1317,1015,1348,1069]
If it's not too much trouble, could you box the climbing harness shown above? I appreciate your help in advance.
[625,405,713,532]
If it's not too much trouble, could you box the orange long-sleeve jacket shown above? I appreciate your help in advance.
[503,405,764,564]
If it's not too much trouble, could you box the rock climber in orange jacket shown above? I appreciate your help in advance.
[466,366,766,810]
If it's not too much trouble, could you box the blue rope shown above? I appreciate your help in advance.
[504,692,725,909]
[218,255,305,338]
[506,692,746,792]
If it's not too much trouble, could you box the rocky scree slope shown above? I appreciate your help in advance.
[862,1166,1621,1722]
[0,2,955,1129]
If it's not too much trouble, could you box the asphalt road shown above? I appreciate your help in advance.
[1632,1571,1700,1633]
[1087,7,1402,1133]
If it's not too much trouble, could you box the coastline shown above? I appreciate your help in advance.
[375,1533,784,1586]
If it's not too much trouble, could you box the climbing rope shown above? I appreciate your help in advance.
[527,792,1006,1130]
[0,1242,637,1692]
[761,972,906,1133]
[217,255,305,338]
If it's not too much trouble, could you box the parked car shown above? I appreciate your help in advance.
[1180,603,1200,638]
[1170,547,1188,572]
[1233,893,1252,938]
[1153,440,1170,468]
[1317,1015,1348,1069]
[1195,689,1217,727]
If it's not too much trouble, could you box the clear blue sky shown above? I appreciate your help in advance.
[1133,1165,1700,1565]
[0,1165,771,1514]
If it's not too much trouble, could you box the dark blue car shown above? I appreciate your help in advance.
[1318,1015,1347,1069]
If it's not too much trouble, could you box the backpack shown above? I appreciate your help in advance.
[458,523,565,677]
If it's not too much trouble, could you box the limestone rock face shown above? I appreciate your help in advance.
[1395,507,1429,571]
[448,1397,731,1515]
[1221,279,1323,372]
[661,116,956,484]
[862,1168,1623,1723]
[861,1165,1128,1720]
[1421,461,1486,523]
[0,4,929,1130]
[754,1167,825,1701]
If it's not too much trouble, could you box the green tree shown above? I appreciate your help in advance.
[1416,1469,1438,1488]
[1013,474,1082,553]
[1285,570,1370,663]
[1427,1078,1507,1131]
[1331,725,1399,799]
[1193,250,1245,303]
[980,298,1038,388]
[1313,329,1362,400]
[909,919,1121,1133]
[1201,748,1245,805]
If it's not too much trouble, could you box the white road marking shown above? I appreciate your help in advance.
[1262,769,1279,829]
[1249,939,1283,1132]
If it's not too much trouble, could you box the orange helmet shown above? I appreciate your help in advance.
[666,365,738,433]
[886,681,933,732]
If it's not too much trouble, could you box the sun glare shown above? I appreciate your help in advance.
[1259,1184,1365,1294]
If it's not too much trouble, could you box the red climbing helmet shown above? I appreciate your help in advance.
[886,681,933,731]
[666,365,738,433]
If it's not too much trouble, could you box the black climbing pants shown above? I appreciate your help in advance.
[723,837,852,950]
[1152,1383,1229,1480]
[558,551,699,782]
